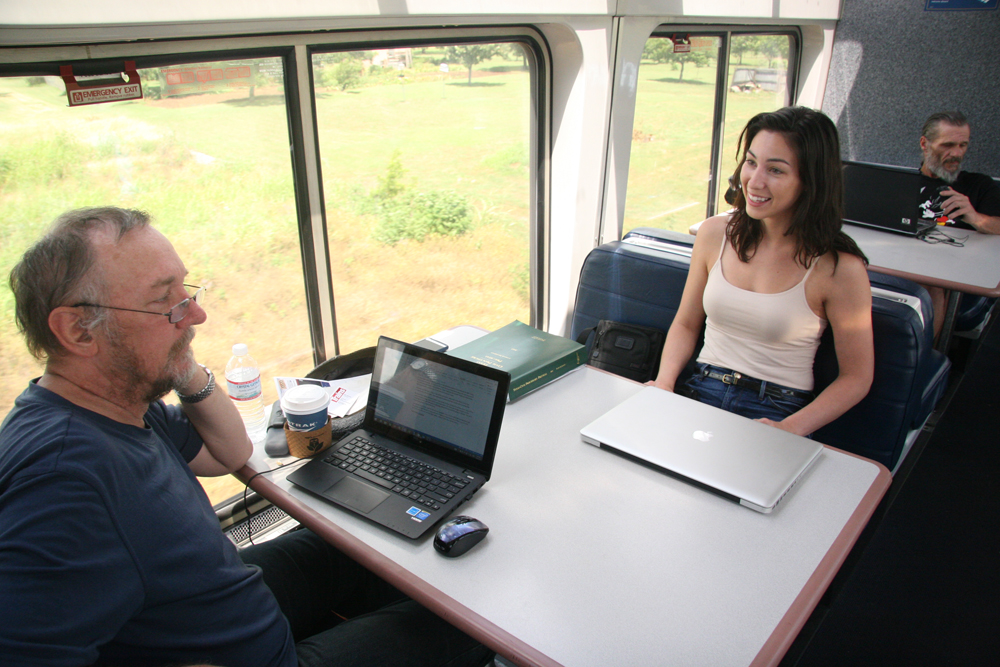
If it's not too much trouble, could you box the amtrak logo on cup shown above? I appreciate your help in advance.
[280,384,331,432]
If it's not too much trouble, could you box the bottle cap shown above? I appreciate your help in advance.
[232,343,249,356]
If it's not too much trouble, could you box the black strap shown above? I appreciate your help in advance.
[307,346,376,381]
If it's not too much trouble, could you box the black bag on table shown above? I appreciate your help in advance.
[576,320,666,383]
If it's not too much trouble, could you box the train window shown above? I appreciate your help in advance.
[623,31,797,235]
[309,43,532,352]
[624,35,723,235]
[716,34,796,215]
[0,59,312,505]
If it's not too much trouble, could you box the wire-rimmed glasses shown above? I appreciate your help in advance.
[73,284,207,324]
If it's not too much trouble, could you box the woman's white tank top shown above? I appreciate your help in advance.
[697,236,828,391]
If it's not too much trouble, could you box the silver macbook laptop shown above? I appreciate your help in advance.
[288,336,510,538]
[580,386,823,513]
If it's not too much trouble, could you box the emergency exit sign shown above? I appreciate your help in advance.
[60,62,143,107]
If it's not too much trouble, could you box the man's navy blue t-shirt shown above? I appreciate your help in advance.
[0,381,296,667]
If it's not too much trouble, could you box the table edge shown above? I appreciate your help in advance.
[868,263,1000,297]
[748,451,892,667]
[238,466,563,667]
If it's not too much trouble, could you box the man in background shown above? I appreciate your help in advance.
[916,112,1000,337]
[0,207,490,667]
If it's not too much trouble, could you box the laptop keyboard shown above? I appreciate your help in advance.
[323,436,470,511]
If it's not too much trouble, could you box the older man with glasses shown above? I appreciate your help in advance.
[0,208,491,667]
[914,112,1000,338]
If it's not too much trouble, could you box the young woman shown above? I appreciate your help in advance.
[653,107,874,437]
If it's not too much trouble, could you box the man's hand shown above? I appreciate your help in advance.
[940,188,1000,234]
[175,357,208,397]
[940,188,976,223]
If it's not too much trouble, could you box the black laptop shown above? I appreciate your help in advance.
[842,160,934,236]
[287,336,510,539]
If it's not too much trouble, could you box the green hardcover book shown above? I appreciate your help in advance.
[448,320,586,401]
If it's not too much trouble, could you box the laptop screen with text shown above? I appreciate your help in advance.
[372,346,500,461]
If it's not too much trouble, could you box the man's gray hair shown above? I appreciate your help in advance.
[9,207,151,360]
[921,111,969,142]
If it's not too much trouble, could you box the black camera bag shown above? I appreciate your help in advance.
[576,320,666,383]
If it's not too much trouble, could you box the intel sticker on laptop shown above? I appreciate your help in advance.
[407,507,431,522]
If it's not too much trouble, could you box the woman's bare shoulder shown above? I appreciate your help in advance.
[694,215,729,245]
[815,249,867,276]
[813,250,870,295]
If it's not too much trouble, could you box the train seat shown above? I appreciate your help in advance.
[812,271,951,472]
[571,227,950,473]
[955,294,995,339]
[570,227,694,342]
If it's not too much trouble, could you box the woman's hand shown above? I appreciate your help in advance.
[756,417,803,436]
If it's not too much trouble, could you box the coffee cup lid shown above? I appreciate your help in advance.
[280,384,330,415]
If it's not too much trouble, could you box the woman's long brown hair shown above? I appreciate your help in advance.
[728,106,867,269]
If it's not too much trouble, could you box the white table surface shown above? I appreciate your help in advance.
[843,224,1000,296]
[241,367,889,667]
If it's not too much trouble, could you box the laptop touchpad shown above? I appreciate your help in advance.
[322,477,389,514]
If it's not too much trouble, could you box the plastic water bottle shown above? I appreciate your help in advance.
[225,344,267,444]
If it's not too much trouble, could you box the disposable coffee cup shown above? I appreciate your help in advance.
[285,419,332,458]
[280,384,331,432]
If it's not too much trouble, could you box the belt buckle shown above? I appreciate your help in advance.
[722,372,741,385]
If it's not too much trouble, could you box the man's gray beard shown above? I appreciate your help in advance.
[105,324,198,406]
[924,150,961,184]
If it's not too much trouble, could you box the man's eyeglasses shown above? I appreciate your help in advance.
[74,284,207,324]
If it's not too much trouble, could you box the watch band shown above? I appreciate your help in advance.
[176,365,215,404]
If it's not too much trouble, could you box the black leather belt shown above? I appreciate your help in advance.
[700,366,814,401]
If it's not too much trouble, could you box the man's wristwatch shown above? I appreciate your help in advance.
[176,365,216,404]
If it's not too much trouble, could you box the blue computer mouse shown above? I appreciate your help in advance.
[434,516,489,557]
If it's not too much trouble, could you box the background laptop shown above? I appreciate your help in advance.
[842,160,933,236]
[288,336,510,538]
[580,386,823,513]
